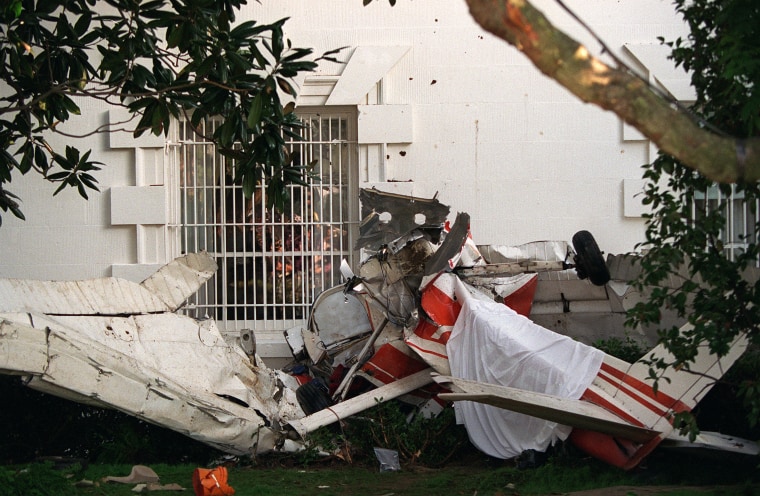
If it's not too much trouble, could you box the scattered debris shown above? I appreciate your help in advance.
[104,465,160,485]
[374,448,401,472]
[133,482,186,493]
[101,465,186,493]
[192,467,234,496]
[1,188,756,470]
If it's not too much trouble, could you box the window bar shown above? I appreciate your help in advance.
[300,189,308,314]
[719,188,726,255]
[317,120,328,293]
[284,200,291,318]
[203,143,214,319]
[337,142,346,257]
[280,189,287,318]
[216,149,227,324]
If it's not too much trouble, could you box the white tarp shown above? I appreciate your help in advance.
[446,279,604,459]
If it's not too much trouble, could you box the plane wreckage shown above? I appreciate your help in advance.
[0,189,756,469]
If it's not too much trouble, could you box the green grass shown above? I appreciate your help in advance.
[3,447,759,496]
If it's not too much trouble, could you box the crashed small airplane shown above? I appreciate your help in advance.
[0,188,756,470]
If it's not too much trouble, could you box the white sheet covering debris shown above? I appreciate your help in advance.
[446,278,604,459]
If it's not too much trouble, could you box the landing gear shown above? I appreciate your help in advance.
[572,230,611,286]
[296,379,331,415]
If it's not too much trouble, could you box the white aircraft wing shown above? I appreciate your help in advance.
[0,251,217,315]
[662,430,760,456]
[433,374,660,444]
[140,251,218,311]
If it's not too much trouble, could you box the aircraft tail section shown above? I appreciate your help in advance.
[588,325,749,433]
[572,325,749,469]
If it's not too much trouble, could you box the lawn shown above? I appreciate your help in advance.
[4,445,759,496]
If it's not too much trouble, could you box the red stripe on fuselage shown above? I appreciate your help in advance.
[594,369,670,419]
[596,362,691,416]
[580,388,646,427]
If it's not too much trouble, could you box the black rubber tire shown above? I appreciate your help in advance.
[296,380,332,415]
[572,230,611,286]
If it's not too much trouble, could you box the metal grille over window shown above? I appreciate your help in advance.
[172,111,358,333]
[694,185,760,263]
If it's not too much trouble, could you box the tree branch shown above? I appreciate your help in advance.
[465,0,760,183]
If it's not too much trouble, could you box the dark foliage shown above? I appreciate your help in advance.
[0,0,340,224]
[0,375,222,465]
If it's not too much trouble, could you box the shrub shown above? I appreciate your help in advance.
[0,376,222,465]
[303,400,474,468]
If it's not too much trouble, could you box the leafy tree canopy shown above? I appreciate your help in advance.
[0,0,336,225]
[630,0,760,433]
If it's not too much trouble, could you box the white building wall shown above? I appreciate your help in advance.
[0,99,136,280]
[248,0,689,252]
[0,0,689,280]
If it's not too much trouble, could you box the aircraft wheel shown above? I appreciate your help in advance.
[572,230,611,286]
[296,379,331,415]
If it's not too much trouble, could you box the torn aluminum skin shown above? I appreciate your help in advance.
[0,252,304,455]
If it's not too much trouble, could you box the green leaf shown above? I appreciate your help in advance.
[271,24,284,61]
[76,181,89,199]
[79,173,100,190]
[242,171,256,199]
[276,77,294,95]
[247,93,264,129]
[229,20,265,40]
[280,47,313,63]
[166,22,185,49]
[219,118,235,147]
[60,95,81,116]
[8,0,22,17]
[46,171,70,181]
[73,10,92,36]
[34,145,49,172]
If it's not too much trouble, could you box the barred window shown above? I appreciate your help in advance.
[170,109,359,334]
[693,185,760,263]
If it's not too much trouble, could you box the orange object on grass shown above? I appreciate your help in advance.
[192,467,235,496]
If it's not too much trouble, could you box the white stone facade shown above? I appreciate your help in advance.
[0,0,690,281]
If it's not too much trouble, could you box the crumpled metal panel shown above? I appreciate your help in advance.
[0,315,49,376]
[140,251,217,311]
[0,310,301,454]
[478,241,571,264]
[0,277,172,315]
[0,251,305,456]
[423,212,470,275]
[0,251,217,316]
[357,188,449,250]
